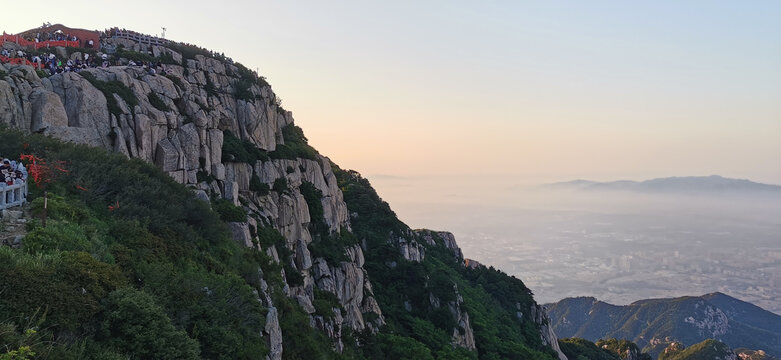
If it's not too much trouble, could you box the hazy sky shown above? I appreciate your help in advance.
[5,1,781,186]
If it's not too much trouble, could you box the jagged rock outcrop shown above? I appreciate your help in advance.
[464,258,483,269]
[683,301,730,338]
[449,286,476,350]
[311,245,385,332]
[398,235,425,262]
[229,221,256,249]
[264,307,282,360]
[257,270,283,360]
[530,304,569,360]
[416,229,463,260]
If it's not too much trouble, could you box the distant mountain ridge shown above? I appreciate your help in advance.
[547,175,781,194]
[545,292,781,358]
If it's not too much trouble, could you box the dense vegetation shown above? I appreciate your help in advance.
[269,124,319,161]
[0,128,334,359]
[658,339,734,360]
[221,124,318,164]
[147,91,171,112]
[596,339,652,360]
[221,130,269,163]
[559,338,622,360]
[114,47,177,66]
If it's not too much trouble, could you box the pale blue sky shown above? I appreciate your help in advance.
[5,1,780,184]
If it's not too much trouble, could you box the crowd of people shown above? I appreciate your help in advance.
[2,45,169,76]
[0,48,103,74]
[0,26,215,76]
[22,23,93,48]
[31,31,79,44]
[0,158,27,187]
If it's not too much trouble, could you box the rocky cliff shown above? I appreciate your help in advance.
[0,34,567,359]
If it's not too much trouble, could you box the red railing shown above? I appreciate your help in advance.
[1,32,79,49]
[0,55,43,69]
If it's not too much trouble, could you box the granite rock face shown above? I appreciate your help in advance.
[0,52,378,352]
[530,304,568,360]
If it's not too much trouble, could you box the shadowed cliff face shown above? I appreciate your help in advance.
[0,36,567,359]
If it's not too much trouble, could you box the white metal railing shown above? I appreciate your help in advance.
[0,180,27,210]
[112,30,168,46]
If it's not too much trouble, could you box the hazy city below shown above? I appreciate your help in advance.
[369,174,781,314]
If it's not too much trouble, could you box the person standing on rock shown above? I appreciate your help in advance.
[0,159,10,173]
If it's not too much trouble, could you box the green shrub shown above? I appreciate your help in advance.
[268,125,319,161]
[30,194,90,223]
[249,175,269,195]
[0,70,7,80]
[135,262,268,359]
[212,198,247,222]
[559,338,621,360]
[407,317,452,354]
[256,226,286,249]
[284,263,304,286]
[364,333,434,360]
[98,288,200,360]
[204,76,218,97]
[165,43,213,62]
[147,92,171,112]
[427,271,456,303]
[300,181,327,237]
[596,339,651,360]
[0,249,125,335]
[115,49,155,63]
[158,52,177,65]
[272,177,288,194]
[234,78,254,101]
[313,288,342,319]
[307,230,358,265]
[235,63,269,88]
[276,293,337,360]
[23,221,90,255]
[0,345,35,360]
[196,170,214,183]
[221,131,269,163]
[165,74,184,89]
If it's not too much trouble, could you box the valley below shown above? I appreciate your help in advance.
[372,175,781,314]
